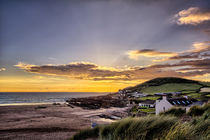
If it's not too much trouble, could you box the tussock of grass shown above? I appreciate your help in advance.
[160,107,186,117]
[188,106,205,116]
[163,123,193,140]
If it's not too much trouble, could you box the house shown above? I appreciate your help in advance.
[155,95,197,115]
[139,100,155,108]
[186,101,205,112]
[128,92,148,98]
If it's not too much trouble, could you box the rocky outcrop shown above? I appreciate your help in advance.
[66,94,127,109]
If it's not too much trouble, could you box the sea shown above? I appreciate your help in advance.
[0,92,109,106]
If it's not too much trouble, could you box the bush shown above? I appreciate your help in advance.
[188,106,205,116]
[160,108,186,117]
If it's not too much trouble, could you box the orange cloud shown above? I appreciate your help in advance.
[174,7,210,25]
[0,68,6,71]
[169,41,210,60]
[0,68,6,72]
[127,49,177,60]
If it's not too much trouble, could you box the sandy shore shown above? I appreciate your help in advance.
[0,103,128,140]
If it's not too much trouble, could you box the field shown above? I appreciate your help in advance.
[200,82,210,87]
[138,96,159,100]
[139,108,155,113]
[140,83,202,94]
[200,87,210,92]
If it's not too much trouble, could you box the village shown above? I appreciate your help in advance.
[118,88,207,115]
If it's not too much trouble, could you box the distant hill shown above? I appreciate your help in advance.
[123,77,206,94]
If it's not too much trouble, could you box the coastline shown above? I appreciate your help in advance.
[0,103,129,140]
[0,102,55,106]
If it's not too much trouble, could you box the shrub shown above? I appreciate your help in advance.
[188,106,205,116]
[160,108,186,117]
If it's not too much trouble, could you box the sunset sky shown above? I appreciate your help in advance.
[0,0,210,92]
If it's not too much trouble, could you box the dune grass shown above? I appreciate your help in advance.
[70,114,209,140]
[69,127,99,140]
[70,102,210,140]
[160,107,186,117]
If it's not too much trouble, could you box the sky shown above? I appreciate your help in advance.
[0,0,210,92]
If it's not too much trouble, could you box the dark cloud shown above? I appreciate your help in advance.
[168,42,210,60]
[127,49,177,60]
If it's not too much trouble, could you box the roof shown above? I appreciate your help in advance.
[167,97,197,106]
[187,101,204,107]
[139,100,155,105]
[155,92,181,96]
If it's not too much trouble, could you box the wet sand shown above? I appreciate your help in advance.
[0,104,128,140]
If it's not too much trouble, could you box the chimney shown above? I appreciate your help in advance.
[162,95,167,100]
[184,96,189,99]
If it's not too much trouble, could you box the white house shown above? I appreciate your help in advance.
[139,100,155,108]
[155,95,197,115]
[128,92,148,98]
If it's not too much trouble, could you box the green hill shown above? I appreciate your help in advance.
[124,77,208,95]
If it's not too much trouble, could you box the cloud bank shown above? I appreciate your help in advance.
[15,54,210,81]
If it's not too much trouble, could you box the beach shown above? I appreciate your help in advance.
[0,103,129,140]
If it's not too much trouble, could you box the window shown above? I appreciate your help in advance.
[177,101,181,104]
[172,101,176,105]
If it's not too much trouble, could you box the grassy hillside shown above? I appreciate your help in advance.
[141,83,202,94]
[124,77,210,95]
[70,103,210,140]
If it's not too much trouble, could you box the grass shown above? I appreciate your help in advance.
[139,96,159,100]
[186,93,202,99]
[185,92,209,101]
[206,94,210,97]
[70,127,99,140]
[181,90,196,94]
[99,116,177,140]
[160,107,186,117]
[200,82,210,87]
[139,108,155,113]
[125,77,200,93]
[70,102,210,140]
[141,83,202,94]
[188,103,210,117]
